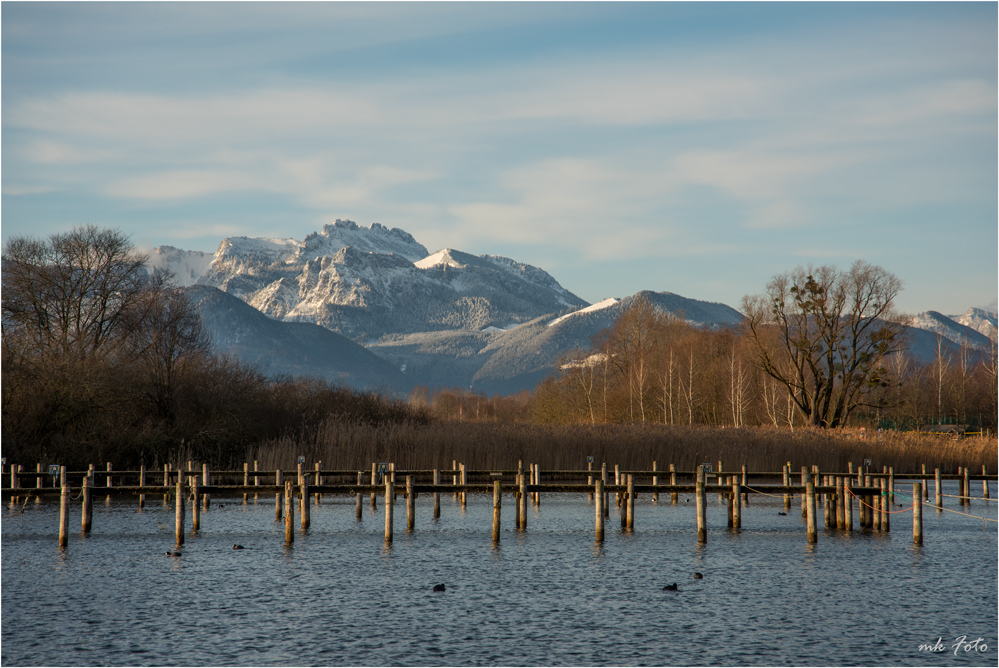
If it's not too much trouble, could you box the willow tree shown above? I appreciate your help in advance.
[741,261,906,428]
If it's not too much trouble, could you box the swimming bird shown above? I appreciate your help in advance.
[778,512,787,516]
[693,573,703,579]
[433,584,446,592]
[232,544,245,550]
[662,583,678,591]
[165,550,182,557]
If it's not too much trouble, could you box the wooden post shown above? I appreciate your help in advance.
[984,465,990,500]
[865,474,873,529]
[164,463,170,487]
[492,480,502,543]
[356,472,363,521]
[314,462,322,505]
[588,460,594,502]
[621,473,629,529]
[175,474,185,545]
[243,463,249,505]
[602,463,609,517]
[801,466,808,517]
[696,466,707,544]
[843,479,853,531]
[732,479,742,530]
[284,481,294,545]
[652,460,658,503]
[614,464,620,507]
[836,477,845,529]
[963,467,970,505]
[913,482,923,546]
[783,465,791,509]
[301,482,310,532]
[106,462,113,504]
[670,464,677,505]
[59,484,69,548]
[823,475,831,528]
[594,479,605,542]
[372,463,378,509]
[717,461,723,502]
[254,460,259,501]
[888,467,894,504]
[872,476,881,531]
[275,469,283,521]
[452,460,458,500]
[532,464,539,508]
[934,468,942,509]
[384,479,394,544]
[192,477,200,533]
[922,464,928,500]
[727,477,734,529]
[518,473,527,530]
[82,475,92,534]
[881,478,890,532]
[626,474,635,530]
[202,463,210,510]
[806,481,817,544]
[406,476,415,532]
[433,469,441,519]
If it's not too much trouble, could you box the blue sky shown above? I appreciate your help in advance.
[3,2,996,315]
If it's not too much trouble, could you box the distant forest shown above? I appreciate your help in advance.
[3,226,996,470]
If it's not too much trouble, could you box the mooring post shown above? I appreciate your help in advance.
[696,465,707,544]
[301,482,310,532]
[372,463,379,509]
[823,476,831,528]
[626,474,635,530]
[806,481,817,544]
[58,484,69,548]
[106,462,113,505]
[284,481,294,545]
[384,479,394,544]
[275,469,283,521]
[801,466,808,517]
[137,464,145,510]
[594,479,605,542]
[588,460,595,503]
[872,475,881,531]
[243,463,249,505]
[192,476,200,533]
[518,473,526,530]
[614,464,620,507]
[254,460,259,502]
[82,475,92,534]
[492,480,502,543]
[836,477,845,529]
[175,473,185,545]
[843,479,853,531]
[856,465,863,487]
[452,460,458,500]
[433,469,441,519]
[202,464,210,510]
[461,464,468,509]
[888,467,894,505]
[533,464,539,508]
[984,465,990,500]
[652,460,658,503]
[670,464,678,505]
[356,472,363,521]
[406,476,415,532]
[913,482,923,546]
[10,464,17,491]
[727,478,734,529]
[733,479,742,529]
[314,462,322,505]
[881,478,891,531]
[963,467,970,506]
[601,463,609,517]
[783,465,790,509]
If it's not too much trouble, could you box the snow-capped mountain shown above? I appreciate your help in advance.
[151,219,587,343]
[948,307,997,340]
[907,310,994,350]
[145,245,213,287]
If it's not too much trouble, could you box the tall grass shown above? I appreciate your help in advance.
[249,421,996,475]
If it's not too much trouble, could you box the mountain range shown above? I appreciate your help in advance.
[149,220,997,394]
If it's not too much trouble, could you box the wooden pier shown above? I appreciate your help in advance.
[3,461,995,549]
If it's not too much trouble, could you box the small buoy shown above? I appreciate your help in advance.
[165,550,182,557]
[693,572,703,579]
[662,583,678,591]
[233,544,245,550]
[433,583,446,592]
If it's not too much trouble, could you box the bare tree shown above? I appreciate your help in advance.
[741,260,906,428]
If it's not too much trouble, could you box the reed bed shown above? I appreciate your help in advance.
[248,421,996,474]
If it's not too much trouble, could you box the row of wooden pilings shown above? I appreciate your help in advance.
[4,460,993,549]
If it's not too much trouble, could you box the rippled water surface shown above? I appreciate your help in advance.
[2,481,996,666]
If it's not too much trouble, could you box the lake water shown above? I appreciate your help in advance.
[2,480,996,667]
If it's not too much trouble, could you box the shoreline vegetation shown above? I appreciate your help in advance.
[248,421,996,476]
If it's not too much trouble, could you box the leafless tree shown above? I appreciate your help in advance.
[741,260,906,428]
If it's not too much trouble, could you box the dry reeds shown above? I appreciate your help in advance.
[249,421,996,474]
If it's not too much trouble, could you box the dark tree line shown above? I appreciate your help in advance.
[2,225,429,469]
